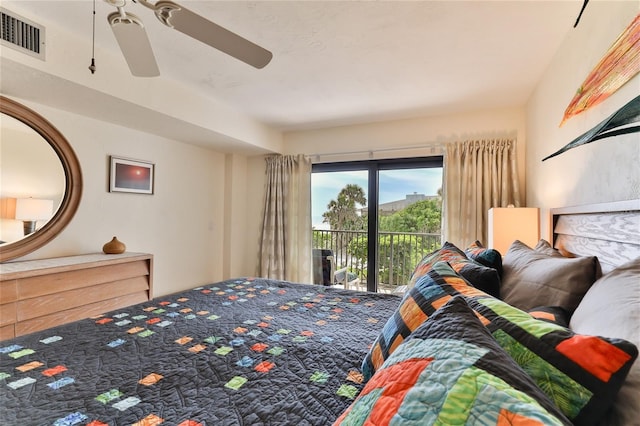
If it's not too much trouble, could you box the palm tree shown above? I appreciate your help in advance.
[322,184,367,231]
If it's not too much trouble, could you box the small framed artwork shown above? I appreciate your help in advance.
[109,156,154,194]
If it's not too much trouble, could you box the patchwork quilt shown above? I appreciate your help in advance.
[0,278,400,426]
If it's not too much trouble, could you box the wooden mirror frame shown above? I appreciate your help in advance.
[0,96,82,262]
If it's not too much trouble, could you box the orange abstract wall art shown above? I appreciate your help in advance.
[561,13,640,126]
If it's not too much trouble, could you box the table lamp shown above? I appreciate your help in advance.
[488,206,540,255]
[15,198,54,235]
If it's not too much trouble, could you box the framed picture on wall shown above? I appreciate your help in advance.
[109,156,154,194]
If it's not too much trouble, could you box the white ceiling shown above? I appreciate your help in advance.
[1,0,583,152]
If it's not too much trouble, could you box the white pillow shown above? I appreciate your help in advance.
[570,257,640,426]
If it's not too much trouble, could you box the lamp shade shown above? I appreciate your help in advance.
[488,207,540,255]
[15,198,54,221]
[0,198,17,219]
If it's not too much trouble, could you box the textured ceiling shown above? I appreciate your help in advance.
[1,0,582,146]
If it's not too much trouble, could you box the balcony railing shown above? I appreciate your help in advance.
[313,229,441,292]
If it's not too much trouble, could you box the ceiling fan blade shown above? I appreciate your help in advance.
[152,0,273,69]
[108,11,160,77]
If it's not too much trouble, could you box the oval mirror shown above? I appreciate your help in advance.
[0,96,82,262]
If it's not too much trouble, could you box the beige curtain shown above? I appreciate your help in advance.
[443,139,521,247]
[257,154,313,283]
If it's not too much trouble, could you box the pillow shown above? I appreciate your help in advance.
[362,261,481,380]
[338,297,571,425]
[533,239,577,259]
[465,240,503,277]
[408,241,500,298]
[528,306,570,327]
[569,257,640,426]
[533,239,563,256]
[501,240,599,313]
[467,291,638,426]
[364,261,638,426]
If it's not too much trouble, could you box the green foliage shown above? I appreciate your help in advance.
[312,230,332,248]
[347,233,441,286]
[346,236,368,279]
[377,234,418,285]
[379,198,442,233]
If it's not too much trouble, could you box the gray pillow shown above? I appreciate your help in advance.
[500,240,599,313]
[570,257,640,426]
[534,239,563,257]
[534,239,579,259]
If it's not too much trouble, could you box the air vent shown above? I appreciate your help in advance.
[0,8,45,60]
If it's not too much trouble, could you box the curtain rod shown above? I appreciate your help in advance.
[308,142,444,159]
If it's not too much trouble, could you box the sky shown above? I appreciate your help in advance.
[312,168,443,228]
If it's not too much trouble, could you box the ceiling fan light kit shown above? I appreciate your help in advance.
[103,0,273,77]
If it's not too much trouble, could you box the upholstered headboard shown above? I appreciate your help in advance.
[551,199,640,274]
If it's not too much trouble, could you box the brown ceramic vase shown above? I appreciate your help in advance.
[103,236,126,254]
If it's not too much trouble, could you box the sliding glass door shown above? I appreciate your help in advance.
[312,169,369,289]
[312,157,442,292]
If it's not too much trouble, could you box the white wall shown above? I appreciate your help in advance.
[245,155,267,277]
[284,107,525,165]
[223,153,250,278]
[4,99,228,297]
[526,1,640,237]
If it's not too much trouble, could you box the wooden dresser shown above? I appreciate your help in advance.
[0,252,153,341]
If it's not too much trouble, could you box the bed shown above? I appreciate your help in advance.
[1,200,639,426]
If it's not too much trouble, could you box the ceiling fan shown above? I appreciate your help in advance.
[103,0,272,77]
